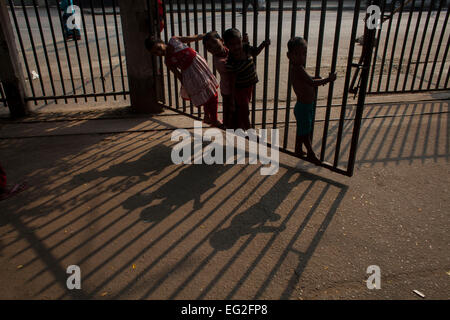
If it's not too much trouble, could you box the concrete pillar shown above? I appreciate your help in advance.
[0,0,30,118]
[118,0,163,114]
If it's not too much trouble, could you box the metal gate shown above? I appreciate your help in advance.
[4,0,128,106]
[153,0,381,176]
[366,0,450,94]
[3,0,448,176]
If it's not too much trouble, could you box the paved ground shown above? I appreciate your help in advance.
[0,91,448,300]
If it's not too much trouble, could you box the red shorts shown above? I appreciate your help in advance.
[232,86,253,130]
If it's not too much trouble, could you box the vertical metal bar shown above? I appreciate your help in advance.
[320,0,343,161]
[311,0,327,137]
[148,0,163,104]
[184,0,191,39]
[90,0,106,100]
[242,0,247,35]
[32,0,57,103]
[315,0,327,77]
[112,0,126,100]
[368,0,387,92]
[385,0,405,91]
[333,0,362,167]
[177,0,187,112]
[403,0,426,91]
[428,4,449,90]
[283,0,298,149]
[154,0,165,104]
[20,0,47,103]
[54,0,77,103]
[169,0,180,110]
[232,0,236,28]
[8,0,37,104]
[163,0,173,106]
[44,0,67,103]
[183,0,192,114]
[201,0,207,58]
[78,0,97,101]
[193,0,199,52]
[272,0,284,129]
[210,0,217,77]
[251,0,258,127]
[177,0,183,36]
[394,0,416,92]
[261,0,271,129]
[376,0,396,92]
[410,0,434,90]
[147,0,160,104]
[70,6,88,103]
[221,0,225,34]
[435,33,450,89]
[196,0,203,117]
[101,0,116,100]
[211,0,216,32]
[419,0,444,90]
[304,0,311,42]
[347,2,377,176]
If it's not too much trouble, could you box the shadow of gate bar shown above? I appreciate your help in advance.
[5,0,129,105]
[366,0,450,94]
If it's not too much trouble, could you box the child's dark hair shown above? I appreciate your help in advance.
[287,37,307,52]
[223,28,241,45]
[203,31,222,46]
[145,36,164,51]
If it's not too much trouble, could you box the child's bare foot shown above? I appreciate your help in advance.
[210,120,224,129]
[295,149,307,157]
[295,144,307,157]
[204,114,212,124]
[306,152,321,165]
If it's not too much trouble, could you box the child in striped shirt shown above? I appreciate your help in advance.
[223,28,270,130]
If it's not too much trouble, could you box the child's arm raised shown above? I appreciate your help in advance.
[298,66,337,87]
[174,34,206,44]
[243,33,270,57]
[254,39,271,56]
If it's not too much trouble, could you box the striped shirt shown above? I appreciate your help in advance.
[226,45,259,89]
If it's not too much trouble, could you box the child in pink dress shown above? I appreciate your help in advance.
[145,35,221,127]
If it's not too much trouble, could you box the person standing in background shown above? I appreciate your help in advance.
[60,0,81,41]
[241,0,266,14]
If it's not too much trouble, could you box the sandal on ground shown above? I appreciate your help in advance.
[0,182,29,201]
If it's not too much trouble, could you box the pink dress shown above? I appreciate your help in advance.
[165,37,218,107]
